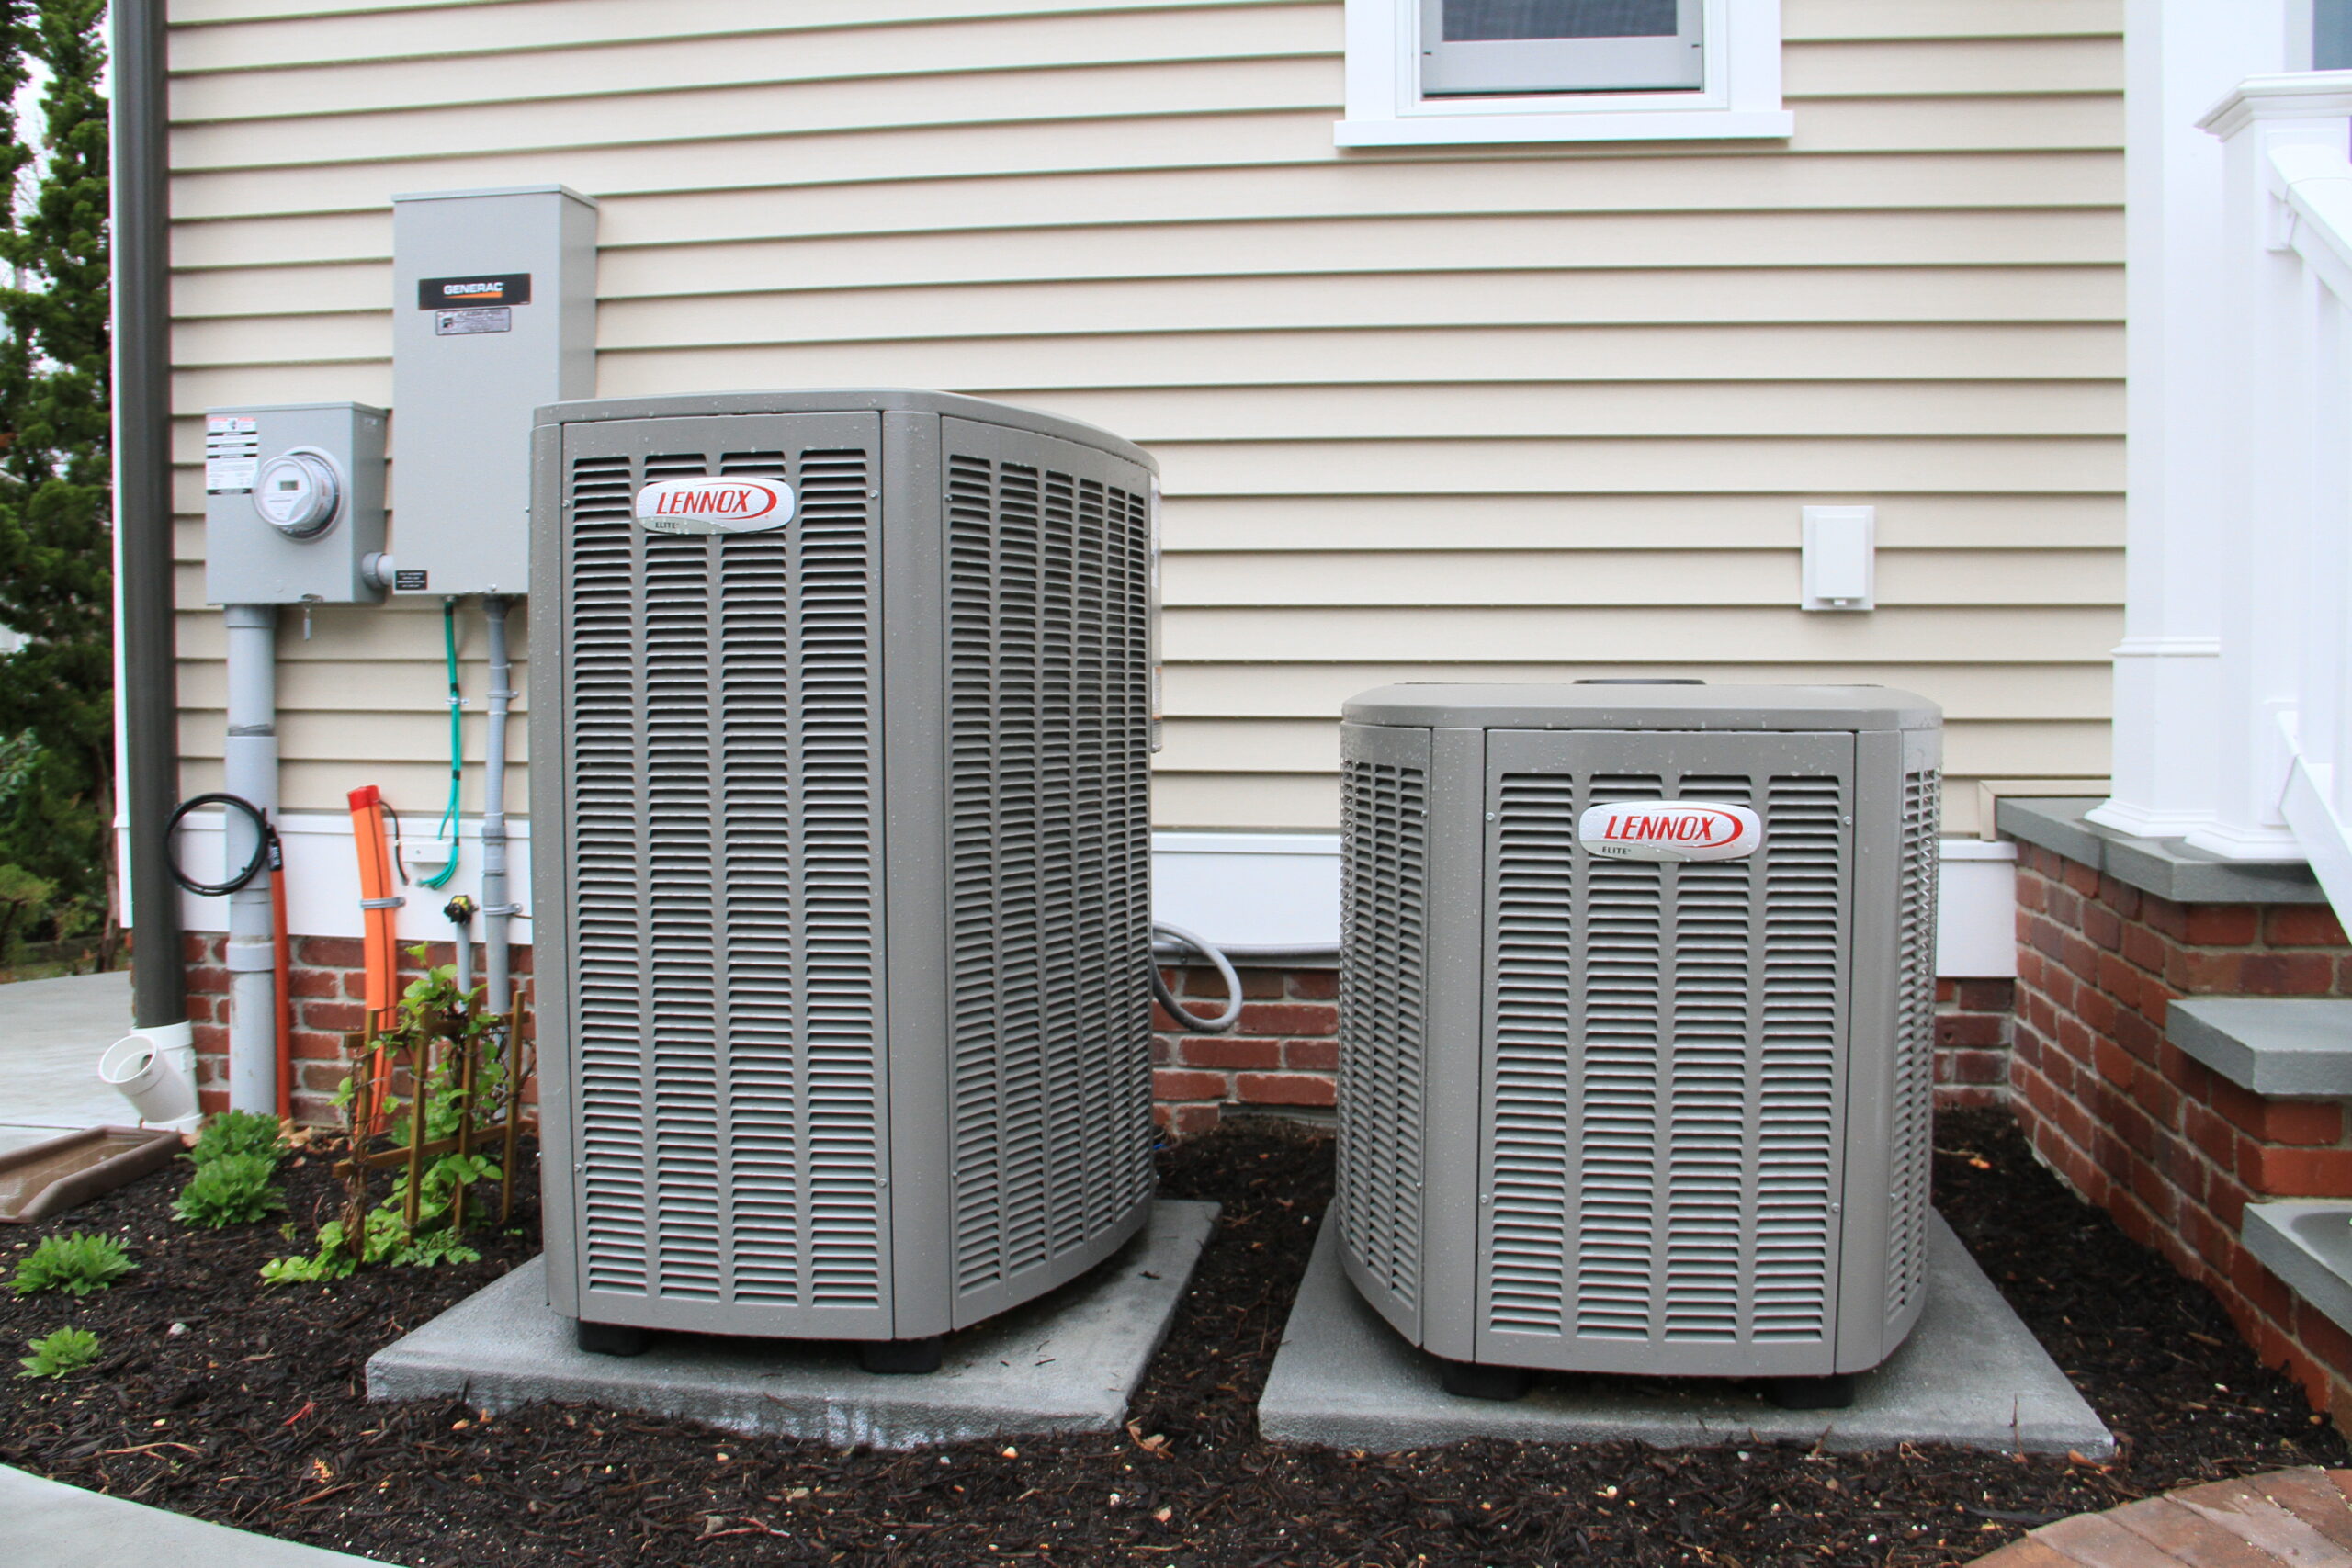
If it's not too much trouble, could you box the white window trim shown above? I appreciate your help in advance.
[1337,0,1793,147]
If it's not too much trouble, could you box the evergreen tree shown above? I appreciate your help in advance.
[0,0,114,958]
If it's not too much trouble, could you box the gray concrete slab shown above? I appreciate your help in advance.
[2169,999,2352,1098]
[369,1199,1217,1449]
[1259,1213,2114,1456]
[2245,1201,2352,1339]
[0,1464,392,1567]
[1997,798,2326,905]
[0,970,134,1154]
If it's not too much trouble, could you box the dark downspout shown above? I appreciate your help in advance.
[113,0,185,1030]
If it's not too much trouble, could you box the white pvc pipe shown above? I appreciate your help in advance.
[481,595,515,1018]
[99,1026,198,1129]
[221,603,278,1116]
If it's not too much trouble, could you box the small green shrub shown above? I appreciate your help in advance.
[17,1326,99,1379]
[11,1232,134,1297]
[172,1151,286,1228]
[188,1109,284,1171]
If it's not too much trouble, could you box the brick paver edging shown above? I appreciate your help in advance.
[1972,1467,2352,1565]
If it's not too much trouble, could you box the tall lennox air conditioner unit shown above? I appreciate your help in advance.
[529,390,1160,1368]
[1336,683,1941,1404]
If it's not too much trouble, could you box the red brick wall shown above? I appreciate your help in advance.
[1151,964,1340,1136]
[1936,976,2016,1110]
[181,932,534,1125]
[2008,842,2352,1422]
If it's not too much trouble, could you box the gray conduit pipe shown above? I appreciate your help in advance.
[220,604,280,1115]
[481,596,517,1018]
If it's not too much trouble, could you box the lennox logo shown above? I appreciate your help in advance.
[1576,800,1763,863]
[633,477,795,536]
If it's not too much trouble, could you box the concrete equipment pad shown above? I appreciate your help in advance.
[0,1464,392,1567]
[368,1199,1217,1449]
[1259,1212,2114,1456]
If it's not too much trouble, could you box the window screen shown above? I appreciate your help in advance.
[1442,0,1679,40]
[1421,0,1702,96]
[2321,0,2352,69]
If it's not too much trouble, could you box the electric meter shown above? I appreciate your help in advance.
[254,450,342,538]
[203,402,386,606]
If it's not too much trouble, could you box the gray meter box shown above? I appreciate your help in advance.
[528,389,1160,1354]
[390,184,597,597]
[1334,682,1942,1385]
[203,401,387,606]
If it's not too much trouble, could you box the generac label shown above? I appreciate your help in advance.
[1576,800,1762,863]
[633,477,794,536]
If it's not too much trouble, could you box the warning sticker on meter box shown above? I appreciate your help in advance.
[204,415,260,495]
[435,307,512,336]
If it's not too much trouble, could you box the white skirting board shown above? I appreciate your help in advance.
[123,818,2019,979]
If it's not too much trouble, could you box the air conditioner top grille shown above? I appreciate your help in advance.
[1344,684,1938,734]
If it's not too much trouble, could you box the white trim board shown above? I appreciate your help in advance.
[126,818,2018,979]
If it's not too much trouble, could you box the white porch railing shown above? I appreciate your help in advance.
[2196,74,2352,919]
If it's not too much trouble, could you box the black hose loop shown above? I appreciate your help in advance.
[164,792,276,897]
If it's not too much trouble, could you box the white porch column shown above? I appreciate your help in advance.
[2088,0,2289,842]
[2183,73,2352,861]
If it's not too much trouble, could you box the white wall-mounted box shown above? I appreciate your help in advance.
[1803,504,1876,611]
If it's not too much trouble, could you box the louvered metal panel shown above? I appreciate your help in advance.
[1336,732,1432,1335]
[1883,765,1941,1326]
[1475,728,1855,1378]
[944,423,1157,1324]
[558,415,888,1332]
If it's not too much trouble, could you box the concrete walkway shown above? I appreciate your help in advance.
[1972,1468,2352,1564]
[0,969,133,1156]
[0,1466,390,1566]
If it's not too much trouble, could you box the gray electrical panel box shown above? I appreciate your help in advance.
[203,401,388,606]
[390,184,597,597]
[528,389,1159,1359]
[1334,682,1942,1395]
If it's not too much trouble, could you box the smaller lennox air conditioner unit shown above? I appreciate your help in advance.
[1335,682,1942,1404]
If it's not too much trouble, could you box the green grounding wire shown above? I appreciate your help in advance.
[420,598,463,891]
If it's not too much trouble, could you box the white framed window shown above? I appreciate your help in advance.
[1338,0,1793,147]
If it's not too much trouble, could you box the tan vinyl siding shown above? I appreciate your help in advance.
[164,0,2125,834]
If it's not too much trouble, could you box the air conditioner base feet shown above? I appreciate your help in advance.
[1768,1373,1856,1410]
[858,1336,944,1375]
[574,1319,652,1358]
[1437,1358,1532,1401]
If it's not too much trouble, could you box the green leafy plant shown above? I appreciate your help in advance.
[265,952,514,1285]
[172,1151,286,1228]
[17,1326,98,1379]
[187,1108,284,1171]
[12,1231,133,1296]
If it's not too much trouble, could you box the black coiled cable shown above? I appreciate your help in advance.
[164,792,279,896]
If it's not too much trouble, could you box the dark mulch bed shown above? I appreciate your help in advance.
[0,1108,2340,1566]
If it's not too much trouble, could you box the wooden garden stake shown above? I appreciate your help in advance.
[402,1036,429,1231]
